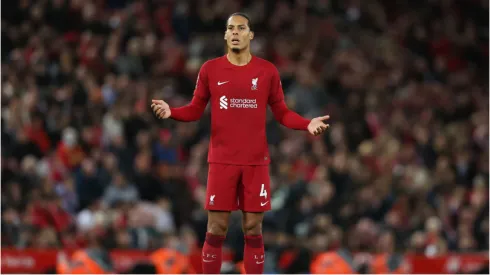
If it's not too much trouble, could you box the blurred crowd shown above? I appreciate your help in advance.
[1,0,488,272]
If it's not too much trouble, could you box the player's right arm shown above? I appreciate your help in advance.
[151,63,210,122]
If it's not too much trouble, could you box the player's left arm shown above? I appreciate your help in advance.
[268,67,330,136]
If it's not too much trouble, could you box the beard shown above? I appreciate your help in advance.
[231,47,241,53]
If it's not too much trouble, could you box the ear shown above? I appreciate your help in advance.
[224,31,227,40]
[249,31,254,40]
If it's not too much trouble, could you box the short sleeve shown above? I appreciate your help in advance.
[268,66,285,105]
[194,62,211,101]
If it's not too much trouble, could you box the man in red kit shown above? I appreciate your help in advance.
[151,12,330,274]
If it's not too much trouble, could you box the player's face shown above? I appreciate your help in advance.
[225,15,253,52]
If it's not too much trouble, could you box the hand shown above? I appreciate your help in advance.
[151,99,171,119]
[307,115,330,136]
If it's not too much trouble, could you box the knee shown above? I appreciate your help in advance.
[208,217,229,236]
[243,218,262,236]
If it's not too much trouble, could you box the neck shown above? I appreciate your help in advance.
[227,50,252,66]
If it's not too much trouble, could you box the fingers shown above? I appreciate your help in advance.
[310,115,330,135]
[151,100,164,110]
[313,124,330,136]
[151,99,168,118]
[150,102,167,119]
[151,100,165,109]
[152,105,161,114]
[151,104,160,112]
[151,103,160,113]
[318,115,330,121]
[313,128,323,136]
[156,108,166,118]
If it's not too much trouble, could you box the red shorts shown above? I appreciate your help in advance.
[205,163,271,212]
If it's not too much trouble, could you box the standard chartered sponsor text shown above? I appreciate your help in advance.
[230,98,258,109]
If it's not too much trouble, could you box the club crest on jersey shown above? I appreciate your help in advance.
[251,78,258,90]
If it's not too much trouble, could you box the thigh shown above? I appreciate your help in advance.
[239,165,271,212]
[206,163,240,211]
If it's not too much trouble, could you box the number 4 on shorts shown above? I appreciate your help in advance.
[260,184,267,199]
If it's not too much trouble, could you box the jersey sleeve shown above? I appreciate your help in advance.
[169,62,210,121]
[268,66,310,130]
[267,66,285,105]
[194,62,211,101]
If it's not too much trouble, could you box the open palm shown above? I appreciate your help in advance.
[307,115,330,136]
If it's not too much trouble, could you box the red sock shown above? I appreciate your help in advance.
[244,235,265,274]
[202,232,225,274]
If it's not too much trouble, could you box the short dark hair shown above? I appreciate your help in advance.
[227,12,253,31]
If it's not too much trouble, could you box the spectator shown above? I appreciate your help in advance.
[103,172,139,208]
[76,199,103,233]
[76,158,104,210]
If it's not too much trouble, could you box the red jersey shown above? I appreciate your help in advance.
[170,55,310,165]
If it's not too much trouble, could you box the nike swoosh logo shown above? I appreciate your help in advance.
[260,201,269,206]
[217,81,229,86]
[256,261,264,264]
[203,259,215,262]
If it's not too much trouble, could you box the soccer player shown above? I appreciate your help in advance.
[151,12,330,274]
